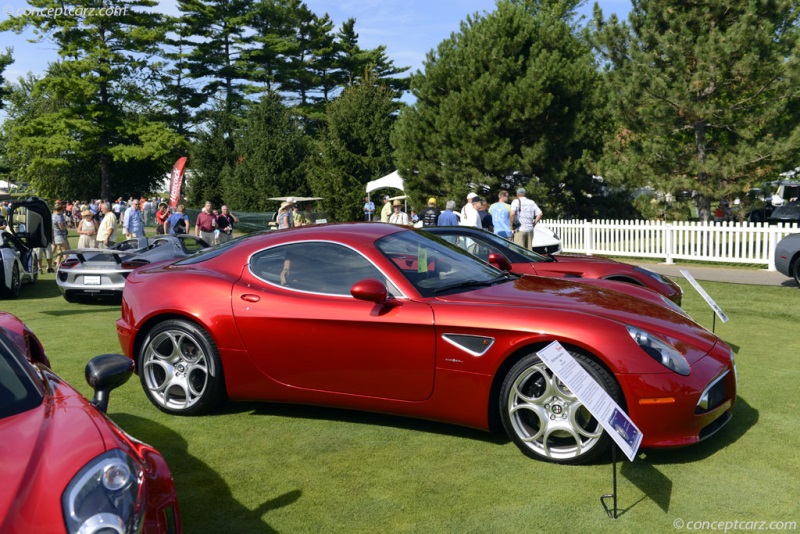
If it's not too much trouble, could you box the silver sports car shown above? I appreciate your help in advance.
[0,196,51,299]
[56,234,209,302]
[775,232,800,285]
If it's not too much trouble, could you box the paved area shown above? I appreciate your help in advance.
[636,262,796,287]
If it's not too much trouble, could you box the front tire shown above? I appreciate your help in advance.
[499,351,622,464]
[138,319,226,415]
[0,263,22,299]
[792,255,800,286]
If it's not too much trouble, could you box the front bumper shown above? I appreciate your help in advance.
[620,347,737,449]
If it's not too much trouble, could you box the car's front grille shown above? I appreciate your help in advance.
[696,371,729,414]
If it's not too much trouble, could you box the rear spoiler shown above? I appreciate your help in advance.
[56,248,140,264]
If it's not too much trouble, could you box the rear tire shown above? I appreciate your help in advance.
[499,350,622,464]
[138,319,226,415]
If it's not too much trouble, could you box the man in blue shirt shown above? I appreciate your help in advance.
[123,199,145,238]
[489,190,513,239]
[437,200,460,226]
[363,196,375,221]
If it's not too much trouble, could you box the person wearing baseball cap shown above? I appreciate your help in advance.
[460,192,482,228]
[418,197,441,227]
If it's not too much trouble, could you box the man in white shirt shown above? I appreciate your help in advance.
[460,192,482,228]
[511,187,542,250]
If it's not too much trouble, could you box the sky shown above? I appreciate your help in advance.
[0,0,632,83]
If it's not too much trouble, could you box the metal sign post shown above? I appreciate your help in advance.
[537,342,643,520]
[679,270,729,333]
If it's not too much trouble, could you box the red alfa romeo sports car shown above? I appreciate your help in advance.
[117,223,737,464]
[425,226,683,304]
[0,312,180,533]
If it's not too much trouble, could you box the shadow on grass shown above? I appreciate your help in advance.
[213,401,510,447]
[607,396,758,515]
[642,396,758,465]
[114,413,301,533]
[18,278,62,300]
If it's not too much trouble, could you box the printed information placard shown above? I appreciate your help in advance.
[680,270,729,323]
[537,341,643,461]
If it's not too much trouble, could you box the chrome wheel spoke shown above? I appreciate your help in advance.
[506,359,605,461]
[143,329,208,410]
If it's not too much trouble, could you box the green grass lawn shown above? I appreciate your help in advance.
[3,274,799,532]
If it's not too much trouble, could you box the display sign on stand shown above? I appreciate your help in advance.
[679,270,729,333]
[537,341,643,519]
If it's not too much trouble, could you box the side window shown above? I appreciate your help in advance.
[250,242,384,296]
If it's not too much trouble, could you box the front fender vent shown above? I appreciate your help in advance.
[441,334,494,357]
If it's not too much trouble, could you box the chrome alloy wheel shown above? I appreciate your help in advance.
[141,329,211,412]
[506,362,604,462]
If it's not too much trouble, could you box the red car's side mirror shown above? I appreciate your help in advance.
[350,278,388,303]
[488,252,513,272]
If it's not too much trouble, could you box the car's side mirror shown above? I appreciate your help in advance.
[85,354,134,413]
[351,278,388,303]
[488,252,513,272]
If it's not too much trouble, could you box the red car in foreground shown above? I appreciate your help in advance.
[426,226,683,304]
[0,312,180,533]
[117,223,736,465]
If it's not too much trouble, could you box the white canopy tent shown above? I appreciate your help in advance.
[366,171,407,220]
[366,170,404,194]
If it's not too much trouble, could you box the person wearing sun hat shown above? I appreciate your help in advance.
[277,199,294,229]
[76,208,98,248]
[388,199,409,225]
[418,197,441,227]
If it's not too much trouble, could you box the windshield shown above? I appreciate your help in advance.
[0,332,44,419]
[436,229,552,264]
[375,230,510,297]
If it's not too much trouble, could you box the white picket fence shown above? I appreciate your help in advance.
[541,219,800,270]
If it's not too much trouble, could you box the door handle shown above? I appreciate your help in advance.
[240,294,260,303]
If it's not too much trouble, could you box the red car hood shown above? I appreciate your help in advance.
[549,254,621,264]
[0,376,108,529]
[433,275,718,354]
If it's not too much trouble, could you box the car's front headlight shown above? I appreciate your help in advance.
[62,449,143,534]
[626,325,691,375]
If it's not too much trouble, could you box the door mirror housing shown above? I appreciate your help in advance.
[350,278,388,303]
[488,252,513,272]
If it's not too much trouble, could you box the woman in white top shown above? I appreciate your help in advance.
[76,209,98,248]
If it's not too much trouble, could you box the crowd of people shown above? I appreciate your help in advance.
[24,197,241,273]
[2,188,544,277]
[363,187,543,250]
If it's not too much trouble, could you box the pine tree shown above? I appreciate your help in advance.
[0,48,12,110]
[178,0,253,116]
[392,0,603,215]
[221,92,309,211]
[590,0,800,219]
[0,0,186,199]
[307,71,396,221]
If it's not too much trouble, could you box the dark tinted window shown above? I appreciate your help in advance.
[250,242,384,295]
[0,333,44,419]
